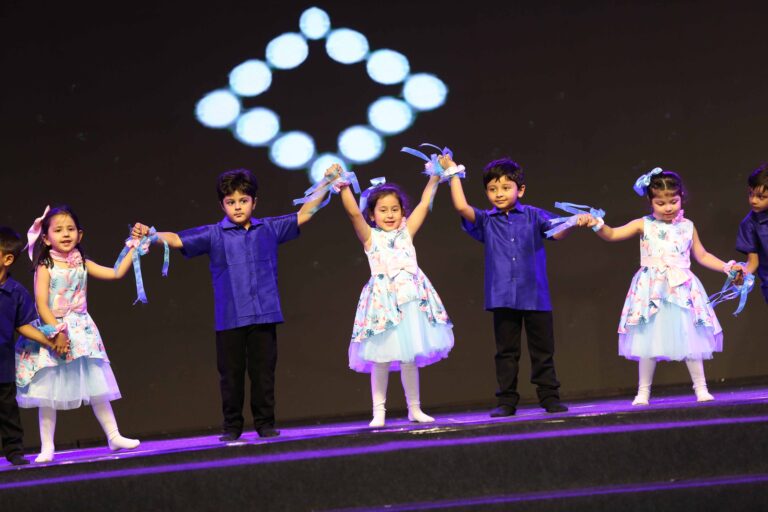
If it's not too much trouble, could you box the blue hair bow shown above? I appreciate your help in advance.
[544,202,606,238]
[633,167,663,196]
[359,177,387,213]
[708,265,755,316]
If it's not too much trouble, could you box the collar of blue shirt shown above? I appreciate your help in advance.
[488,203,525,216]
[219,216,264,230]
[754,210,768,224]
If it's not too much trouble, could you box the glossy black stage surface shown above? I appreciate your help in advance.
[2,385,768,511]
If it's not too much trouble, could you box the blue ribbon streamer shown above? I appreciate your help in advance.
[401,143,465,184]
[708,265,754,316]
[544,202,606,238]
[292,169,361,213]
[114,226,170,305]
[359,177,387,213]
[633,167,663,196]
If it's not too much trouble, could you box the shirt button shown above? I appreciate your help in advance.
[512,257,516,261]
[511,237,515,242]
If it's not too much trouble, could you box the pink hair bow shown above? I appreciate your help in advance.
[26,205,50,261]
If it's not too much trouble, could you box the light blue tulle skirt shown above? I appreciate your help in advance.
[619,300,723,361]
[16,357,122,410]
[349,300,454,373]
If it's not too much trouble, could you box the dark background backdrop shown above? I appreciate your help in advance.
[2,0,766,445]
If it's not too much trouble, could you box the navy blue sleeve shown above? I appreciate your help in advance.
[736,214,757,254]
[460,207,487,243]
[266,214,300,245]
[536,207,558,239]
[178,225,213,258]
[15,286,36,328]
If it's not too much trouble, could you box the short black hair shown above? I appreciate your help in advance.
[483,158,525,189]
[0,226,24,259]
[217,169,259,202]
[748,162,768,191]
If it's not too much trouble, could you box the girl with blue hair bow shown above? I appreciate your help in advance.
[587,169,743,405]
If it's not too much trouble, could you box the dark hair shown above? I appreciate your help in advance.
[483,158,525,188]
[645,170,687,202]
[33,205,87,269]
[0,226,25,260]
[217,169,258,202]
[748,163,768,191]
[364,183,411,227]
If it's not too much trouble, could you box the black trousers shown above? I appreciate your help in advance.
[492,308,561,407]
[215,323,277,433]
[0,382,24,460]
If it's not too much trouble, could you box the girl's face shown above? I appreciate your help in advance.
[43,214,82,254]
[486,176,525,212]
[369,193,404,231]
[221,190,256,228]
[650,190,682,222]
[749,186,768,214]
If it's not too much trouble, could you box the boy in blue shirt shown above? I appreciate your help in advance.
[736,163,768,303]
[0,227,67,465]
[447,157,590,417]
[133,169,328,440]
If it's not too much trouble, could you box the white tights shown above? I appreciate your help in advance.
[632,358,714,406]
[369,362,435,427]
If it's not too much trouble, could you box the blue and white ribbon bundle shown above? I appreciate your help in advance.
[633,167,663,196]
[708,265,754,316]
[358,177,387,213]
[292,168,361,213]
[544,202,606,238]
[114,227,170,305]
[401,143,466,183]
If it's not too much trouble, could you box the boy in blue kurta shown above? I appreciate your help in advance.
[133,169,328,440]
[736,163,768,304]
[447,158,591,417]
[0,227,66,465]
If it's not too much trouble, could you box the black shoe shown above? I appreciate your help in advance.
[490,405,516,417]
[8,454,30,466]
[255,426,280,438]
[542,400,568,413]
[218,431,242,442]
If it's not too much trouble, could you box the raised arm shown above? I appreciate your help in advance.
[592,218,644,242]
[406,175,440,238]
[296,181,331,226]
[449,175,475,223]
[691,227,735,274]
[339,183,372,249]
[132,223,183,249]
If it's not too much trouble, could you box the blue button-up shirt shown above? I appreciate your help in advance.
[179,214,300,331]
[0,276,36,383]
[461,204,556,311]
[736,210,768,303]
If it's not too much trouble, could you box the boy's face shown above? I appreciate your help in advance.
[221,190,256,227]
[749,186,768,214]
[485,176,525,212]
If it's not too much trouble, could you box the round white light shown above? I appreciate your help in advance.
[309,153,347,184]
[195,89,241,128]
[326,28,369,64]
[229,60,272,97]
[403,73,448,111]
[366,49,410,85]
[299,7,331,40]
[338,126,384,164]
[269,131,315,169]
[367,97,414,135]
[266,33,309,70]
[234,108,280,146]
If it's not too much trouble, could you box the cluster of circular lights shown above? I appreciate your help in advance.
[195,6,448,183]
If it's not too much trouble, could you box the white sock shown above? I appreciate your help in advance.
[633,358,656,406]
[92,401,140,450]
[35,407,57,463]
[686,359,714,401]
[401,363,434,423]
[370,363,389,427]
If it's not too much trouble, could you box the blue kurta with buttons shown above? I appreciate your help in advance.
[178,214,299,331]
[0,277,36,383]
[736,209,768,302]
[461,204,556,311]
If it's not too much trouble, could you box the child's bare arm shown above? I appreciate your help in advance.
[594,218,644,242]
[132,223,183,248]
[406,175,440,238]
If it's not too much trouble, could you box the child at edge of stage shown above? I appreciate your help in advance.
[447,155,590,418]
[587,169,743,405]
[0,227,69,466]
[329,163,453,427]
[132,168,330,441]
[16,206,140,463]
[736,163,768,305]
